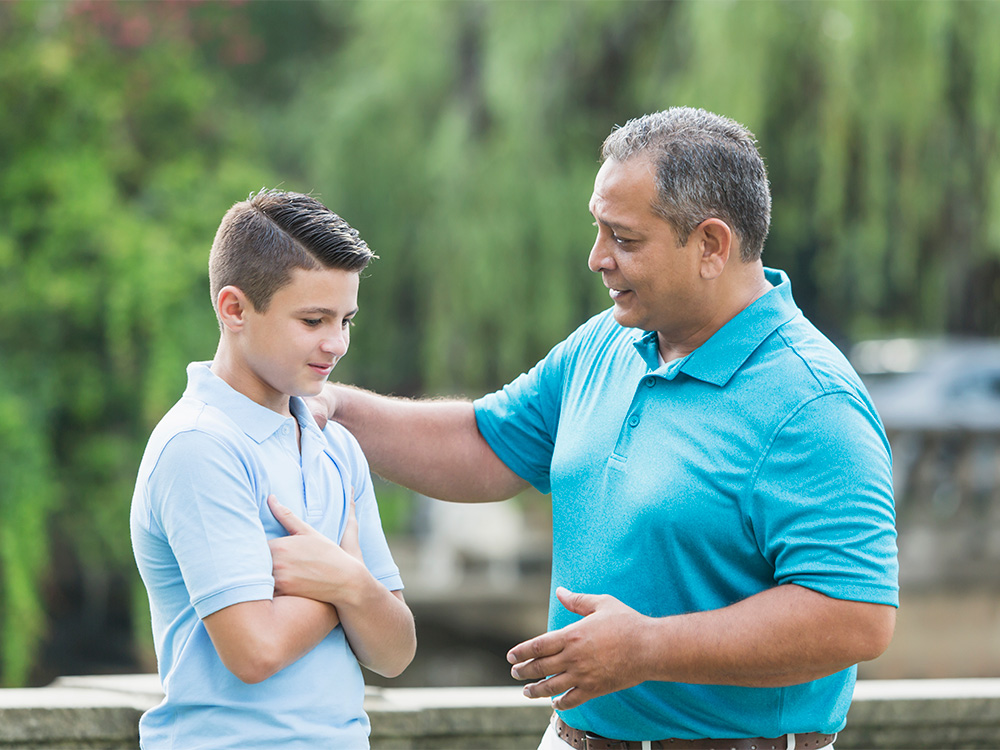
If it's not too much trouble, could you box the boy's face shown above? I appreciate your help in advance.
[233,265,359,415]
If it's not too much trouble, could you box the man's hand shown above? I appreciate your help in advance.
[267,495,364,602]
[507,587,651,710]
[303,383,338,430]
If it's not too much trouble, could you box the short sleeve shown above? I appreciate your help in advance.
[473,338,570,495]
[147,430,274,618]
[749,391,900,606]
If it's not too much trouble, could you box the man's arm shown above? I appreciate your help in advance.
[310,384,528,502]
[202,597,339,684]
[508,584,896,710]
[268,496,416,678]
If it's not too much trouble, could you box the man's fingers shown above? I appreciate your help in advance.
[510,653,559,682]
[267,495,312,535]
[507,631,560,666]
[551,686,589,711]
[521,671,574,700]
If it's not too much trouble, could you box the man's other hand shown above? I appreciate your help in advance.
[506,587,650,710]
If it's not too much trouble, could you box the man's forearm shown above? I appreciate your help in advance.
[327,385,527,502]
[510,584,896,709]
[642,584,896,687]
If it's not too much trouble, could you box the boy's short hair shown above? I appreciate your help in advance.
[209,189,376,314]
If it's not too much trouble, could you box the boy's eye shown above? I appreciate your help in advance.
[342,317,356,329]
[303,318,322,327]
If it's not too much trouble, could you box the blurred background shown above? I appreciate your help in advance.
[1,0,999,691]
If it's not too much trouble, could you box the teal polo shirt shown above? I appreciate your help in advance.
[474,269,898,740]
[131,362,403,749]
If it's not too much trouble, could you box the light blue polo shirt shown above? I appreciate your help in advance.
[131,362,403,750]
[474,269,898,741]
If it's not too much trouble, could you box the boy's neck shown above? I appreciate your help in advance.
[211,341,293,418]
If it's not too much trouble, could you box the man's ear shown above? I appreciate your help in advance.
[696,218,734,280]
[216,285,251,332]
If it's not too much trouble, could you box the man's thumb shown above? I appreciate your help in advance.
[556,586,599,617]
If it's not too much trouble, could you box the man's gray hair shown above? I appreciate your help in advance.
[601,107,771,262]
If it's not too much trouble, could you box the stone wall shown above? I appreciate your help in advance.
[3,675,1000,749]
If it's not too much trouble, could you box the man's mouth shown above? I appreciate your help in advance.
[609,287,631,300]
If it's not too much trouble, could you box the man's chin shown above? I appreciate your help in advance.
[611,306,642,330]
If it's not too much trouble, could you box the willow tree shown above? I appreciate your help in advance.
[0,0,273,685]
[273,0,1000,399]
[3,0,999,687]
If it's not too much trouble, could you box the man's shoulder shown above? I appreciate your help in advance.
[769,317,865,395]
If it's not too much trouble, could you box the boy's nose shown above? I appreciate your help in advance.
[321,332,349,357]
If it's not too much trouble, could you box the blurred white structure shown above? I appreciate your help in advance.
[415,496,533,590]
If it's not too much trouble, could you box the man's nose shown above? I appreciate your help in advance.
[588,237,613,274]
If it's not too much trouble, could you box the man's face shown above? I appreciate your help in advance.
[235,266,359,415]
[588,156,705,345]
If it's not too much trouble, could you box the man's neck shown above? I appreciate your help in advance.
[657,264,772,363]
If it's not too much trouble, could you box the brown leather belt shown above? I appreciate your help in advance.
[555,716,837,750]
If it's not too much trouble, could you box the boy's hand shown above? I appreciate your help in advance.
[267,495,364,603]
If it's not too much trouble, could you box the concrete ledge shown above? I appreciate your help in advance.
[4,676,1000,749]
[844,679,1000,749]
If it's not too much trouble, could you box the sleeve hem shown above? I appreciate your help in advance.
[193,582,274,619]
[787,579,899,608]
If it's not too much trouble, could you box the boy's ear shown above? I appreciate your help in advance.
[216,285,251,332]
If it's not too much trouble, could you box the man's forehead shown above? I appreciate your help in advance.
[589,158,659,227]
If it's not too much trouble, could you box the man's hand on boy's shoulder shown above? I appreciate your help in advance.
[267,495,364,603]
[304,384,340,430]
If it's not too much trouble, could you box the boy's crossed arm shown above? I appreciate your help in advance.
[202,495,415,683]
[265,495,416,678]
[202,592,340,684]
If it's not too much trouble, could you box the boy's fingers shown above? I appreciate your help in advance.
[267,495,312,535]
[341,497,362,557]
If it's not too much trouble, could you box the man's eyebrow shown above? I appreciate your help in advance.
[593,215,640,235]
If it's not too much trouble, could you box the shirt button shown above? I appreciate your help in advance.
[645,377,655,387]
[628,414,640,427]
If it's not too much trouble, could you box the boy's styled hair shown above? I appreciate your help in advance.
[209,189,376,313]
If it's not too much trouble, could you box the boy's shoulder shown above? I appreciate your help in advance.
[140,394,257,478]
[315,416,370,471]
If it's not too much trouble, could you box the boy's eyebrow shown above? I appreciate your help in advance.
[293,306,359,317]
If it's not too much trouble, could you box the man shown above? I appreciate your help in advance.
[130,189,415,749]
[307,108,898,748]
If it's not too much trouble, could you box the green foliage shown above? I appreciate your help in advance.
[0,0,274,684]
[1,0,999,686]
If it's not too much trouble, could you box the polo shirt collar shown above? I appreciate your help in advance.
[631,268,801,387]
[183,361,322,444]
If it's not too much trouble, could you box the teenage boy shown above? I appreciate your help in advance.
[130,189,415,749]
